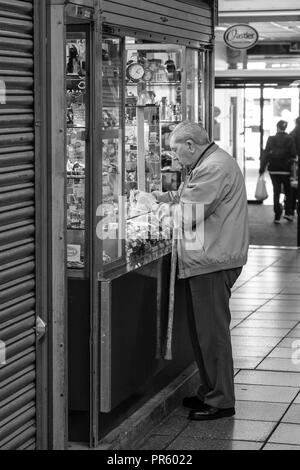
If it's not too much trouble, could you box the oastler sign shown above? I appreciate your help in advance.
[224,24,259,50]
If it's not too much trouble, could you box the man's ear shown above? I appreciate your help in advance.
[186,139,195,153]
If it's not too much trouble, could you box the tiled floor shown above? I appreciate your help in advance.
[138,247,300,450]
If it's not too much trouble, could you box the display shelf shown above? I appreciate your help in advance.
[99,239,172,281]
[67,175,86,178]
[126,82,181,86]
[67,125,86,129]
[66,78,86,82]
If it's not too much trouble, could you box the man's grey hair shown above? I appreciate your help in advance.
[170,121,210,146]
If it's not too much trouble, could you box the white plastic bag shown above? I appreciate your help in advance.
[255,175,268,201]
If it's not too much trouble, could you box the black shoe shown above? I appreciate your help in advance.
[188,405,235,421]
[182,396,205,409]
[284,214,294,222]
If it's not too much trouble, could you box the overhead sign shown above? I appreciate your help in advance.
[224,24,259,50]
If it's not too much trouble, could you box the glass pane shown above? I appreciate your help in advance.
[244,87,264,200]
[102,37,124,267]
[214,88,245,173]
[66,31,87,271]
[125,41,183,193]
[125,105,161,194]
[186,48,205,124]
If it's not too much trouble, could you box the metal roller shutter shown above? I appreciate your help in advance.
[102,0,214,47]
[0,0,36,450]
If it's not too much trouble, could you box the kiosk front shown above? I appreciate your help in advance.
[56,0,216,447]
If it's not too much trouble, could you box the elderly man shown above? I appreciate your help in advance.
[152,121,249,421]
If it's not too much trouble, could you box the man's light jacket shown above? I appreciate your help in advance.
[156,143,249,279]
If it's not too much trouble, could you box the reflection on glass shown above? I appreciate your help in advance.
[125,42,183,193]
[125,104,161,194]
[102,37,123,266]
[66,32,87,270]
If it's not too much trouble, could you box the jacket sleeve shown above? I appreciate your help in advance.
[154,164,230,231]
[178,164,230,228]
[260,137,272,174]
[288,135,297,160]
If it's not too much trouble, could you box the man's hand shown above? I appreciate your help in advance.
[134,191,158,211]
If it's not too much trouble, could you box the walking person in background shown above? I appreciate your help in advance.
[289,117,300,217]
[259,120,297,224]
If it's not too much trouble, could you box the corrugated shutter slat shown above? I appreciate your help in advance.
[102,0,214,46]
[0,0,36,450]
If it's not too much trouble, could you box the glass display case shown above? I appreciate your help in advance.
[98,37,207,276]
[65,34,206,277]
[101,36,124,268]
[125,43,185,193]
[66,27,89,276]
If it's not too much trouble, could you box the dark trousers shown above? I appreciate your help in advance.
[186,268,242,409]
[291,187,298,216]
[270,174,292,219]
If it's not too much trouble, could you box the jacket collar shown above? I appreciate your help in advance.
[188,142,218,174]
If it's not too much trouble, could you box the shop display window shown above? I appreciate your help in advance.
[64,32,207,276]
[99,37,208,275]
[102,37,124,267]
[125,41,184,193]
[66,30,88,273]
[186,49,205,125]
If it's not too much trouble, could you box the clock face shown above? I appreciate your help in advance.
[127,62,145,82]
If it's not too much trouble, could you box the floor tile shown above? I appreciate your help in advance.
[230,300,267,306]
[287,330,300,338]
[231,312,251,320]
[258,305,300,313]
[257,358,300,373]
[294,394,300,404]
[232,346,271,357]
[277,338,300,348]
[282,288,300,295]
[231,328,289,338]
[235,384,299,403]
[231,336,280,348]
[230,320,242,329]
[238,319,298,329]
[235,289,282,295]
[232,293,276,300]
[233,357,264,369]
[268,423,300,445]
[276,295,300,301]
[268,348,296,359]
[230,307,257,312]
[282,405,300,424]
[251,312,300,321]
[263,443,300,450]
[167,437,262,450]
[235,401,288,422]
[180,419,275,442]
[265,300,300,305]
